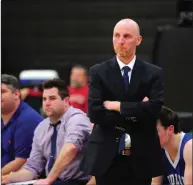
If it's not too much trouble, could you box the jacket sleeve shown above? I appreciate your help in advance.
[120,68,164,121]
[88,65,123,127]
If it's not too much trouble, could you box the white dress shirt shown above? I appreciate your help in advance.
[116,55,136,83]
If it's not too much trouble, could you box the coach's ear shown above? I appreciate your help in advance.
[136,35,142,46]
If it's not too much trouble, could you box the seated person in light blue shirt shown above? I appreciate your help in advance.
[1,74,43,179]
[3,78,92,185]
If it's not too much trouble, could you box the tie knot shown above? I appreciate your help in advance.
[122,66,131,74]
[50,120,61,127]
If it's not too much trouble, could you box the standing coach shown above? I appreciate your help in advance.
[81,18,164,185]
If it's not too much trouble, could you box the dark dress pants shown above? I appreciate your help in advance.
[95,155,151,185]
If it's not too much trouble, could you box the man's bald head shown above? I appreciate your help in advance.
[114,18,140,36]
[112,18,142,64]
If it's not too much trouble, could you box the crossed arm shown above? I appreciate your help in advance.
[89,65,164,126]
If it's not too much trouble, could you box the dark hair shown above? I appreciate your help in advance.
[42,78,69,99]
[1,74,20,91]
[158,106,180,134]
[71,64,88,76]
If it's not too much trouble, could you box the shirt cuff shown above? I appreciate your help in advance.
[64,139,83,151]
[15,154,29,159]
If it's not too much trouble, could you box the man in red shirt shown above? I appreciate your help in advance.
[68,65,88,114]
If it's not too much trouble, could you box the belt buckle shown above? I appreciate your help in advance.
[122,148,131,156]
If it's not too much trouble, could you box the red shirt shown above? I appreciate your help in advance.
[68,85,89,113]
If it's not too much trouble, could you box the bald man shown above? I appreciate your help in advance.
[81,18,164,185]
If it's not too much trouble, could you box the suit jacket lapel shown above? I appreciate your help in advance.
[107,57,144,99]
[126,58,144,97]
[107,57,125,98]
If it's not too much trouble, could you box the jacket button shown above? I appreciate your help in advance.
[116,138,119,142]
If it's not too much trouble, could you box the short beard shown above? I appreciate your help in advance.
[116,49,129,58]
[116,49,134,59]
[118,52,127,57]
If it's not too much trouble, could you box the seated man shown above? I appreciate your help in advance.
[1,74,42,177]
[3,78,92,185]
[152,106,192,185]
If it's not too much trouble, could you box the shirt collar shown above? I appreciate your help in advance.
[116,55,136,71]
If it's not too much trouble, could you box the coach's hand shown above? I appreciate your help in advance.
[104,97,149,112]
[104,101,120,112]
[142,97,149,102]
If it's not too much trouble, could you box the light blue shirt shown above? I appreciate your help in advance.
[23,106,92,181]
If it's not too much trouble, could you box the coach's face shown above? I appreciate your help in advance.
[113,19,142,59]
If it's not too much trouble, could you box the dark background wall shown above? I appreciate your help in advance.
[154,28,193,112]
[2,0,176,75]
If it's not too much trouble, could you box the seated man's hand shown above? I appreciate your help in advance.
[86,176,96,185]
[34,178,51,185]
[2,174,12,184]
[2,174,9,181]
